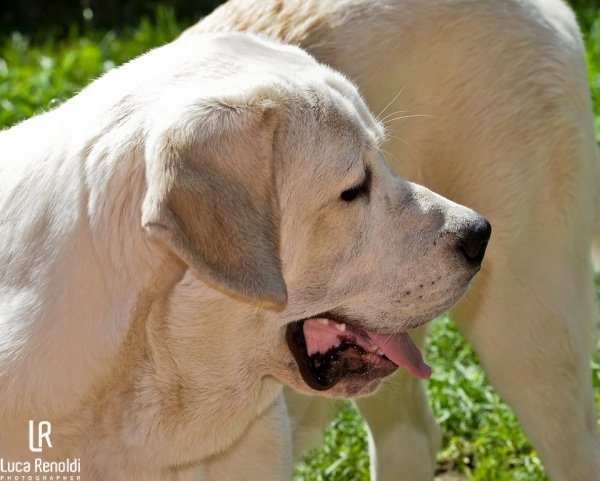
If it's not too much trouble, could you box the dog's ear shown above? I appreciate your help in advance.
[142,100,287,305]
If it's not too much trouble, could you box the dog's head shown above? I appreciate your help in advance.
[142,33,490,399]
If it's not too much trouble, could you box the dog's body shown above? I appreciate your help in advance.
[189,0,600,479]
[0,32,487,479]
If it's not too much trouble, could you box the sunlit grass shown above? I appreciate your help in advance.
[0,6,185,128]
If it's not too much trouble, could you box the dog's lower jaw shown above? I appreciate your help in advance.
[274,356,390,399]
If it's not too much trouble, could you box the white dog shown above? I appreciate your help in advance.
[189,0,600,479]
[0,32,488,479]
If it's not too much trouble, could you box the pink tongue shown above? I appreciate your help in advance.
[367,331,432,379]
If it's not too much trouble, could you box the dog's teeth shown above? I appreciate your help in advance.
[377,348,385,356]
[316,319,330,325]
[335,322,346,331]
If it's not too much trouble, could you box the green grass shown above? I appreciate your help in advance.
[293,402,371,481]
[588,17,600,145]
[1,5,600,481]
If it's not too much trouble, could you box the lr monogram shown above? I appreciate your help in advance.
[29,420,52,452]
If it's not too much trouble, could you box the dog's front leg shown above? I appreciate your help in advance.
[355,325,440,481]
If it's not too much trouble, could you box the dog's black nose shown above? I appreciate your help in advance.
[458,218,491,265]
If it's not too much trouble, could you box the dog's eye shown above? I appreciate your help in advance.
[341,169,371,202]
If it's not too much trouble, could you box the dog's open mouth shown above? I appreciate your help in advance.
[285,316,431,391]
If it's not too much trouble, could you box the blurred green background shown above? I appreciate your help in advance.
[0,1,599,480]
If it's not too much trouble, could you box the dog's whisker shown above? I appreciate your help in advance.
[382,114,436,125]
[377,146,401,166]
[382,134,411,147]
[379,109,414,123]
[375,83,408,121]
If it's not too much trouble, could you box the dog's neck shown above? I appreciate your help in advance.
[110,276,282,464]
[21,267,284,474]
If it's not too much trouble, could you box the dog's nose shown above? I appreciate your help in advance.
[457,218,491,265]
